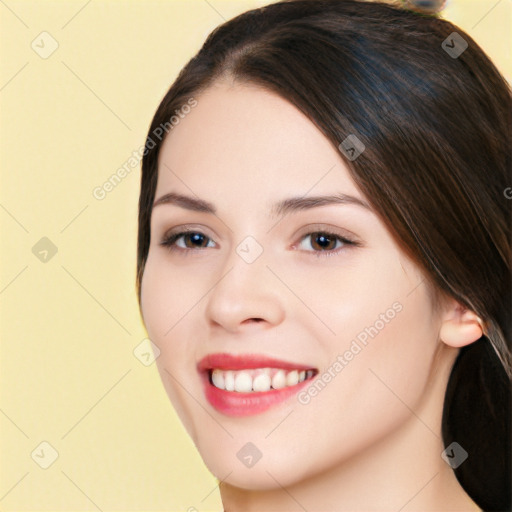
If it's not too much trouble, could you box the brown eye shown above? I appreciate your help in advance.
[296,230,357,259]
[182,232,210,248]
[160,230,216,252]
[310,233,338,251]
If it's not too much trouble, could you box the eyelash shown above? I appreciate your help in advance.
[159,228,359,259]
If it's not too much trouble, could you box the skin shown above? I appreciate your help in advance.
[140,77,484,511]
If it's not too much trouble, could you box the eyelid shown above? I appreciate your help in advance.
[292,223,361,245]
[158,225,219,256]
[162,223,218,242]
[161,221,358,239]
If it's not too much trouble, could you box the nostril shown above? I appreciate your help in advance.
[242,318,264,324]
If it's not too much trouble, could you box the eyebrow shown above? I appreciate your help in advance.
[152,192,372,217]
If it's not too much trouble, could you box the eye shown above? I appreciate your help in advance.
[160,229,216,253]
[159,226,360,258]
[296,230,358,258]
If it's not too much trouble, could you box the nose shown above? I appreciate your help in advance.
[204,246,286,333]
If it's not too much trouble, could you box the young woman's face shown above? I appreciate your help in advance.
[140,79,446,489]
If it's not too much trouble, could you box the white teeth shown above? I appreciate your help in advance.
[209,367,315,392]
[286,370,299,387]
[224,370,235,391]
[211,369,224,389]
[271,370,287,389]
[234,371,253,392]
[252,373,272,392]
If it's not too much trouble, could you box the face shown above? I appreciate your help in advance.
[140,78,443,490]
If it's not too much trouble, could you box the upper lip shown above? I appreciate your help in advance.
[197,353,317,373]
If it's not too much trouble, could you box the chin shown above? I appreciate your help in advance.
[199,441,319,491]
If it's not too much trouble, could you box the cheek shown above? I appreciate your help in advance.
[140,253,196,385]
[140,251,206,339]
[140,252,211,393]
[259,284,439,487]
[140,252,208,441]
[323,253,439,397]
[315,258,439,434]
[269,247,427,350]
[282,250,439,440]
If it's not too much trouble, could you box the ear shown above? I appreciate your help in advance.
[439,298,485,348]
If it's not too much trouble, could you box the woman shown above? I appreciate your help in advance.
[136,0,511,510]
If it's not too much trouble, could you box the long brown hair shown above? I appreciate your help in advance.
[136,1,511,509]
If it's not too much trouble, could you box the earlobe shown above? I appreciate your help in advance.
[439,301,485,348]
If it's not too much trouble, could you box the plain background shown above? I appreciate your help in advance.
[1,0,510,510]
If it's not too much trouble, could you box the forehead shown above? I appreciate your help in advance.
[156,79,362,203]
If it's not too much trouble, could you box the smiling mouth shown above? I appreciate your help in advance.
[208,367,318,393]
[201,366,318,417]
[197,352,319,416]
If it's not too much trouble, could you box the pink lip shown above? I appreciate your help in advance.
[197,352,314,372]
[197,353,317,417]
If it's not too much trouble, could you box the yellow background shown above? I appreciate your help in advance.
[1,1,510,510]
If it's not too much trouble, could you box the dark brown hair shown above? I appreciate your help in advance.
[136,1,511,509]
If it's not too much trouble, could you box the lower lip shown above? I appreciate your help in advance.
[200,371,314,417]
